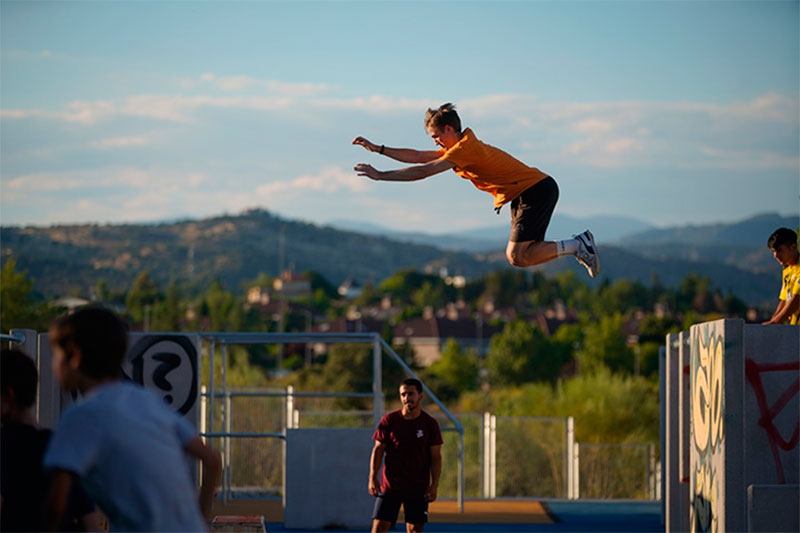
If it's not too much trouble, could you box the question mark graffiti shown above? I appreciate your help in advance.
[127,335,198,416]
[151,353,182,404]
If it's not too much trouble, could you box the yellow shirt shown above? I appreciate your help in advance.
[439,128,548,208]
[779,263,800,325]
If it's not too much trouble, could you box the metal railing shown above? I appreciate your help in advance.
[1,332,26,345]
[6,328,659,503]
[197,332,466,511]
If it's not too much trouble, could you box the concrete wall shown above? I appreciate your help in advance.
[663,331,691,532]
[667,319,800,533]
[664,334,680,531]
[677,331,691,533]
[35,332,201,428]
[689,319,742,533]
[283,428,375,530]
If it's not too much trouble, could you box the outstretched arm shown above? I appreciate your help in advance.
[352,136,440,164]
[354,158,454,183]
[763,294,799,324]
[184,436,222,521]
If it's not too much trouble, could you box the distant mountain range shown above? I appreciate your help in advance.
[1,210,797,308]
[330,213,654,252]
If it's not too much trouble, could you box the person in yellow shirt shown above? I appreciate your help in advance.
[763,227,800,325]
[352,103,600,278]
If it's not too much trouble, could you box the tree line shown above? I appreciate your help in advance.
[3,257,756,447]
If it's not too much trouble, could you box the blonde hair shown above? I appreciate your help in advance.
[424,103,461,132]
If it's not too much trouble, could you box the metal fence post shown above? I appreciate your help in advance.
[372,335,383,425]
[482,413,490,498]
[200,385,207,441]
[566,417,575,499]
[221,342,229,505]
[286,385,295,429]
[225,388,232,504]
[481,413,496,499]
[208,340,215,449]
[648,443,656,500]
[573,442,580,500]
[458,429,465,513]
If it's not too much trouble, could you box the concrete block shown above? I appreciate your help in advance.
[747,485,800,533]
[283,428,374,529]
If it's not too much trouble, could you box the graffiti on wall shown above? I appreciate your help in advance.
[691,323,724,533]
[122,334,199,417]
[744,358,800,484]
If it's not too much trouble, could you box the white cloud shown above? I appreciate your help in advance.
[0,101,116,124]
[0,164,373,226]
[120,94,296,122]
[0,109,31,119]
[255,166,369,197]
[3,167,209,196]
[60,101,117,124]
[190,73,335,95]
[1,90,796,175]
[315,95,429,113]
[574,118,615,134]
[88,135,152,149]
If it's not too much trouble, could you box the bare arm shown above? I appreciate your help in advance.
[352,136,440,164]
[80,511,104,533]
[184,436,222,521]
[354,158,454,183]
[369,440,386,497]
[763,294,799,324]
[425,444,442,502]
[45,468,75,531]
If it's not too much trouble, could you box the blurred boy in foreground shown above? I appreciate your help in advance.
[43,306,222,531]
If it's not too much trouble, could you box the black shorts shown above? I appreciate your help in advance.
[372,492,429,525]
[508,176,559,243]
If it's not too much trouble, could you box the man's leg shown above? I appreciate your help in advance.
[372,493,401,533]
[506,240,557,267]
[372,519,393,533]
[507,177,560,268]
[506,232,599,278]
[402,498,429,533]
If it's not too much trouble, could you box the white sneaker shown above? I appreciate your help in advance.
[574,230,600,278]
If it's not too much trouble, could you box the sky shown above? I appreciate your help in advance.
[1,0,798,234]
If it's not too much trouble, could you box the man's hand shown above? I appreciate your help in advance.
[424,484,438,502]
[369,477,381,497]
[354,163,381,180]
[352,136,380,153]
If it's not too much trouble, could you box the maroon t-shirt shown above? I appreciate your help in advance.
[373,409,443,498]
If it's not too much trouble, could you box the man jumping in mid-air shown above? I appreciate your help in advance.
[353,102,600,278]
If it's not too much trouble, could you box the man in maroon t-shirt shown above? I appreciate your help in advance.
[369,378,443,533]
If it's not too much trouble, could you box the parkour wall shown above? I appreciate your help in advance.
[662,319,799,533]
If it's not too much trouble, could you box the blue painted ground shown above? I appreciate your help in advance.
[264,500,663,532]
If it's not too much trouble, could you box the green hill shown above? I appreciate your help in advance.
[0,208,791,306]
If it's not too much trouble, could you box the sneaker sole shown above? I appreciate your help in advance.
[576,230,600,278]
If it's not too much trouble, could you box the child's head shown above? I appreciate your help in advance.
[767,227,799,267]
[0,348,38,421]
[424,103,461,133]
[49,305,128,390]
